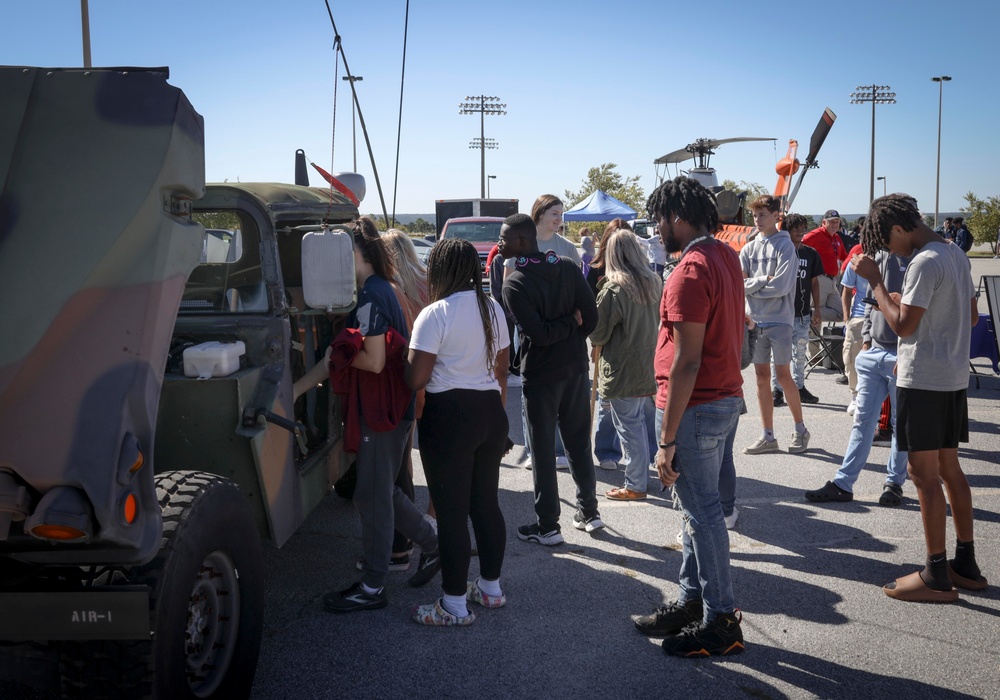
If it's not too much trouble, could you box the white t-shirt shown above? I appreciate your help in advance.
[897,241,976,391]
[410,291,511,393]
[504,233,582,269]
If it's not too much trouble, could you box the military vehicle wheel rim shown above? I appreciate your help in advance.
[184,549,240,698]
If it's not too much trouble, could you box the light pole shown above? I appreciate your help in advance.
[877,176,886,196]
[850,84,896,204]
[459,96,506,198]
[80,0,92,68]
[932,76,952,229]
[487,175,496,198]
[341,75,364,171]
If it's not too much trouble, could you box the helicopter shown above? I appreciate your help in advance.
[653,107,837,251]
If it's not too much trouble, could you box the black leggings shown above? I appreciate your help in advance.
[418,388,509,596]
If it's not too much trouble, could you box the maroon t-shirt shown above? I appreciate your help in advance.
[654,239,744,409]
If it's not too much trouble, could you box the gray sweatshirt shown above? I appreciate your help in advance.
[740,229,797,325]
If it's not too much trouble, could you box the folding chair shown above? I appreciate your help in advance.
[805,322,846,378]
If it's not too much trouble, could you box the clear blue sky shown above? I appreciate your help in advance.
[4,0,997,220]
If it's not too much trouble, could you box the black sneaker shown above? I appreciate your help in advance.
[872,428,893,447]
[517,523,564,546]
[878,483,903,507]
[798,387,819,404]
[634,599,703,637]
[572,510,605,533]
[323,582,388,613]
[772,389,785,407]
[662,611,745,657]
[408,549,442,588]
[804,481,853,503]
[356,551,410,572]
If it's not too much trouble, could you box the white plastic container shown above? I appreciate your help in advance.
[183,341,246,379]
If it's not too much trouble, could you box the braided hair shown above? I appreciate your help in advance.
[646,176,720,233]
[426,238,500,377]
[860,194,921,256]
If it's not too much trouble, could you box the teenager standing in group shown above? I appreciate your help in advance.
[405,239,511,625]
[589,229,661,500]
[851,194,987,602]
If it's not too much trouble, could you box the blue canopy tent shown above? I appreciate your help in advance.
[562,189,637,222]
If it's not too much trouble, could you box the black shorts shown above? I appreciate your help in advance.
[896,387,969,452]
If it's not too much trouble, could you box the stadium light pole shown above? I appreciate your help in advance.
[341,75,364,171]
[850,84,896,204]
[877,176,886,196]
[459,96,506,198]
[932,76,952,229]
[80,0,92,67]
[488,175,496,198]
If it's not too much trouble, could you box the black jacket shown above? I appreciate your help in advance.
[502,252,597,385]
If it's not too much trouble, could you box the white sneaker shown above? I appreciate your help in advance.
[599,459,618,470]
[555,455,570,470]
[523,455,532,470]
[724,507,739,530]
[846,400,856,416]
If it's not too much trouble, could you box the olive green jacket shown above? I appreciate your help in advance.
[589,282,658,399]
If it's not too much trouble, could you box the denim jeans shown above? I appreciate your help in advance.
[833,347,908,492]
[596,395,657,464]
[594,396,621,463]
[656,397,741,622]
[608,397,650,492]
[772,315,810,391]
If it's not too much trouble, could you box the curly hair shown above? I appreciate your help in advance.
[351,216,396,281]
[426,238,500,377]
[783,212,809,234]
[646,176,719,233]
[860,194,921,256]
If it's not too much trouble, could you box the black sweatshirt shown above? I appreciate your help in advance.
[502,252,597,385]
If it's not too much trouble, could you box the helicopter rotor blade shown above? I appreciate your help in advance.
[785,108,837,210]
[803,107,837,165]
[654,137,776,165]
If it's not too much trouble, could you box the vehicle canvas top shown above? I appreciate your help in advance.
[0,66,205,564]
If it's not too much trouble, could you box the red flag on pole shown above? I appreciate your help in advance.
[310,162,360,206]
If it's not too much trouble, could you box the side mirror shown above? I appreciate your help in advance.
[301,227,357,313]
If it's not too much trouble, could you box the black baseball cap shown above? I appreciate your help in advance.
[823,209,841,220]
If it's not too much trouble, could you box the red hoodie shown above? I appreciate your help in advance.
[329,326,413,453]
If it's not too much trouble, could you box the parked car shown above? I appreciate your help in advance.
[439,216,504,284]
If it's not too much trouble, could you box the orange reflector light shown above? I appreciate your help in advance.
[123,493,138,524]
[29,524,88,541]
[129,451,145,474]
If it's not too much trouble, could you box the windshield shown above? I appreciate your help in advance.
[181,210,267,313]
[443,221,501,243]
[632,220,657,239]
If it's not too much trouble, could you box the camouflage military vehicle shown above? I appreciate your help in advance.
[0,66,358,697]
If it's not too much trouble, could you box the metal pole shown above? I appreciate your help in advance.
[351,98,357,171]
[480,96,486,198]
[80,0,91,68]
[869,95,876,204]
[934,79,944,228]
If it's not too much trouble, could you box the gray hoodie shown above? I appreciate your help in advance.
[740,229,797,325]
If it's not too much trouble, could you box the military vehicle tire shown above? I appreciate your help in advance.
[140,470,264,698]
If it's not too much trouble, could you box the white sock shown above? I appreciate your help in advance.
[795,422,807,435]
[763,429,775,442]
[477,576,502,597]
[442,592,469,618]
[360,582,381,595]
